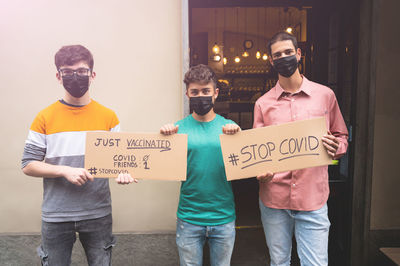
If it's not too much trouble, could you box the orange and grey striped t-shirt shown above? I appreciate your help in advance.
[22,100,120,222]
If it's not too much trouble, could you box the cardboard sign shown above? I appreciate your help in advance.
[85,132,187,181]
[220,117,331,181]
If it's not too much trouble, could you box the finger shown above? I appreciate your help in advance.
[322,143,336,157]
[323,134,340,145]
[165,124,172,134]
[118,174,129,184]
[163,124,176,135]
[78,173,88,183]
[116,173,123,183]
[223,125,233,135]
[124,174,133,184]
[322,137,339,149]
[322,142,337,153]
[85,170,94,181]
[75,176,84,186]
[256,174,266,180]
[160,126,166,134]
[265,172,274,179]
[160,125,171,135]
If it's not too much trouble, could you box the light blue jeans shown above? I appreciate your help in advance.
[259,200,330,266]
[176,218,236,266]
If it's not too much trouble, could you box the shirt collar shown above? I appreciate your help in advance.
[274,76,312,100]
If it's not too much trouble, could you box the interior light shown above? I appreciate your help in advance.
[262,53,268,61]
[212,54,221,62]
[286,27,293,34]
[212,43,220,54]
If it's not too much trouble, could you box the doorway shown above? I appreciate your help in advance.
[188,0,357,265]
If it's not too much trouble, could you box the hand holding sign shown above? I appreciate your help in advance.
[222,124,241,135]
[85,132,187,181]
[322,132,340,158]
[220,117,332,181]
[116,173,138,184]
[257,171,274,183]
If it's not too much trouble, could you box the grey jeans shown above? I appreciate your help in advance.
[37,214,115,266]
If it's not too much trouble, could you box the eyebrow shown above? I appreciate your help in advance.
[273,49,294,56]
[189,88,211,91]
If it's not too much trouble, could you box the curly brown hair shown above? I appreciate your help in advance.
[55,45,94,70]
[183,64,217,89]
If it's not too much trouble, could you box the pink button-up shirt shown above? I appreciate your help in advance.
[253,76,348,211]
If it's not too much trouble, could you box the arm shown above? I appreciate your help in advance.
[322,94,349,159]
[21,139,93,186]
[23,160,93,186]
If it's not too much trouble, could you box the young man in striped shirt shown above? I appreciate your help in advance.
[21,45,134,266]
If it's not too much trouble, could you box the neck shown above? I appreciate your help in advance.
[63,92,91,106]
[192,109,216,122]
[278,70,303,94]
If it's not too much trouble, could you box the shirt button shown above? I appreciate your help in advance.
[291,99,295,102]
[292,183,296,187]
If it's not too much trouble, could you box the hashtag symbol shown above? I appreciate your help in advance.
[88,167,97,175]
[228,154,239,166]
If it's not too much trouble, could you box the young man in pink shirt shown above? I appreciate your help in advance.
[253,32,348,265]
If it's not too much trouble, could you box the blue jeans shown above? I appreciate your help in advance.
[37,214,115,266]
[259,200,330,266]
[176,218,236,266]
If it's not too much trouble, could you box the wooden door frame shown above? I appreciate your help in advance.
[183,0,380,265]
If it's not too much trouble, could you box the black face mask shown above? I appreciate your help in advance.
[62,75,89,98]
[190,96,214,116]
[272,55,299,78]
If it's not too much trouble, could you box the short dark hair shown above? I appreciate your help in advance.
[184,64,217,89]
[55,45,94,70]
[267,32,298,56]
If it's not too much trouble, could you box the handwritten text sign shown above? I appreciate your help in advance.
[220,117,331,181]
[85,132,187,181]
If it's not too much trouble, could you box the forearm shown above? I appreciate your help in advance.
[22,161,67,178]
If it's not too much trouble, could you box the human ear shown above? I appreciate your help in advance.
[56,72,62,84]
[296,48,302,61]
[214,88,219,100]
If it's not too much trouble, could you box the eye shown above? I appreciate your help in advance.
[273,53,281,59]
[190,90,199,96]
[77,68,89,76]
[202,88,211,94]
[61,69,74,76]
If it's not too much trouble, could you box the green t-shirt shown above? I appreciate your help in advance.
[175,114,236,226]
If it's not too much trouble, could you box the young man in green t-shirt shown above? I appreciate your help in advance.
[160,64,240,266]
